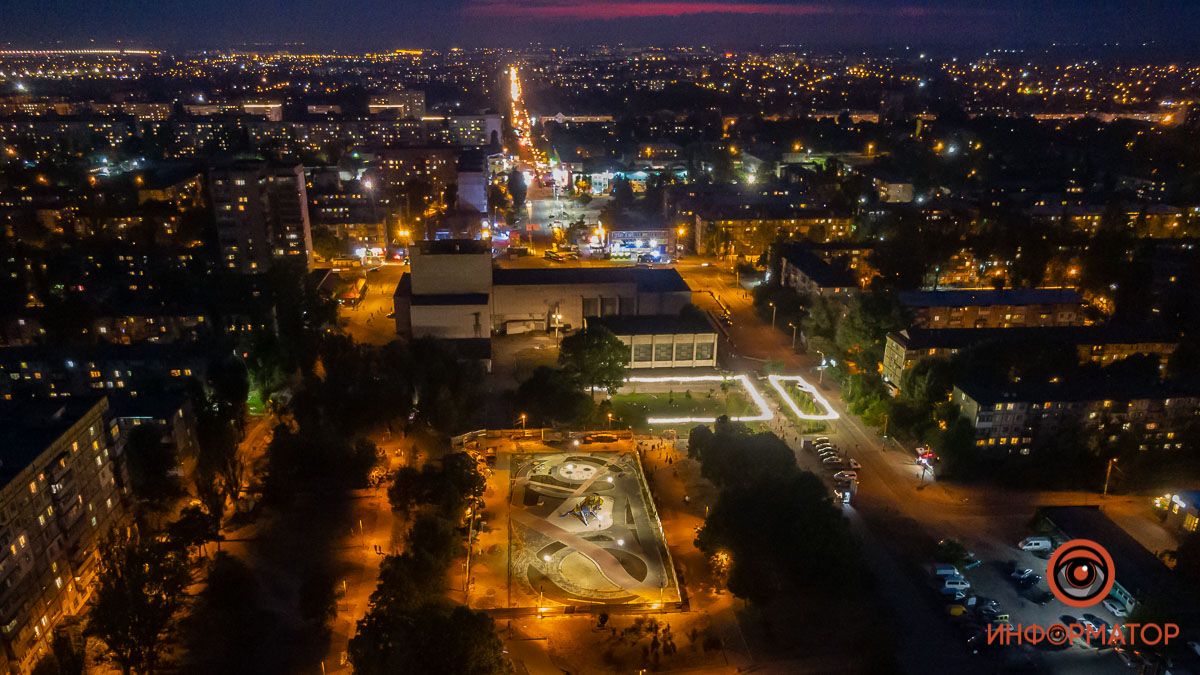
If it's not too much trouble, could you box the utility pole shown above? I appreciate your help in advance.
[1103,457,1119,496]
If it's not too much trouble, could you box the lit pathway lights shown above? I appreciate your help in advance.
[767,374,841,421]
[624,374,774,425]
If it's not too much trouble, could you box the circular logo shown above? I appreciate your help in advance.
[1046,539,1115,608]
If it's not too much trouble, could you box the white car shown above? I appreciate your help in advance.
[822,456,845,465]
[814,437,831,444]
[1102,597,1128,618]
[833,471,858,482]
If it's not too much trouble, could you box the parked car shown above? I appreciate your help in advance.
[1083,614,1111,635]
[1018,536,1054,552]
[931,563,962,578]
[847,459,862,470]
[941,577,972,592]
[814,437,830,444]
[833,471,858,482]
[1103,597,1128,618]
[822,456,844,464]
[1010,568,1037,582]
[1114,647,1145,668]
[1015,574,1042,589]
[1021,587,1054,605]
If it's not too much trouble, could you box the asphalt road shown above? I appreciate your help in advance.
[336,262,406,345]
[672,256,1174,673]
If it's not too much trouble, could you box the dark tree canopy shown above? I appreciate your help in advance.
[558,326,630,395]
[514,366,594,426]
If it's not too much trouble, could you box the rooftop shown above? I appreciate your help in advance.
[1039,506,1179,603]
[588,313,714,336]
[0,397,106,490]
[955,375,1200,405]
[777,242,858,288]
[493,267,691,293]
[891,324,1179,351]
[898,288,1084,308]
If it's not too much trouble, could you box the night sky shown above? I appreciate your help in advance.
[2,0,1198,51]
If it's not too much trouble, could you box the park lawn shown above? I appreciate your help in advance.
[782,383,824,416]
[611,389,757,431]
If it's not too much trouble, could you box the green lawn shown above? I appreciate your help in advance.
[610,388,757,431]
[784,384,823,415]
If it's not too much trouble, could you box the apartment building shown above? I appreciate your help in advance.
[0,398,126,673]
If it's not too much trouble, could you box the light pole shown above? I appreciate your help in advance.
[1103,457,1119,496]
[787,322,797,350]
[769,302,777,329]
[607,412,614,429]
[519,413,527,432]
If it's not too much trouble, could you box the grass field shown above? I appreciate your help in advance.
[611,388,757,430]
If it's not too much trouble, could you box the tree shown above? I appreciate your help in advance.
[31,630,84,675]
[123,424,182,512]
[181,553,280,674]
[506,170,527,211]
[686,417,796,489]
[87,532,192,675]
[695,469,857,602]
[514,367,593,426]
[558,326,630,395]
[207,354,250,422]
[612,175,634,206]
[350,603,510,675]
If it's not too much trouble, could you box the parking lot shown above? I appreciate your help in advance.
[789,432,1152,673]
[922,537,1143,673]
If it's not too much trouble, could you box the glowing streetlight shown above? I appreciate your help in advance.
[519,413,527,431]
[787,321,798,350]
[768,301,777,329]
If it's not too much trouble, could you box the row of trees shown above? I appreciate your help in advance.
[351,452,508,674]
[688,418,860,604]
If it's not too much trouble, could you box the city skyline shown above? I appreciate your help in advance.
[1,0,1200,51]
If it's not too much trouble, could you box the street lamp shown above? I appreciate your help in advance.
[787,322,798,350]
[607,412,614,429]
[519,413,527,431]
[768,302,777,329]
[1103,457,1120,496]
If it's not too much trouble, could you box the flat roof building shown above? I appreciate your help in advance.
[393,241,695,366]
[898,288,1087,329]
[883,324,1179,392]
[587,314,718,370]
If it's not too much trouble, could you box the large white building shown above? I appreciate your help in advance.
[393,240,695,364]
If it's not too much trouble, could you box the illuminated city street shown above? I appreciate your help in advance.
[2,10,1199,674]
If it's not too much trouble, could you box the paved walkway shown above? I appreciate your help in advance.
[509,508,644,591]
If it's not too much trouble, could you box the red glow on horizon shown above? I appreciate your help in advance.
[472,1,854,19]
